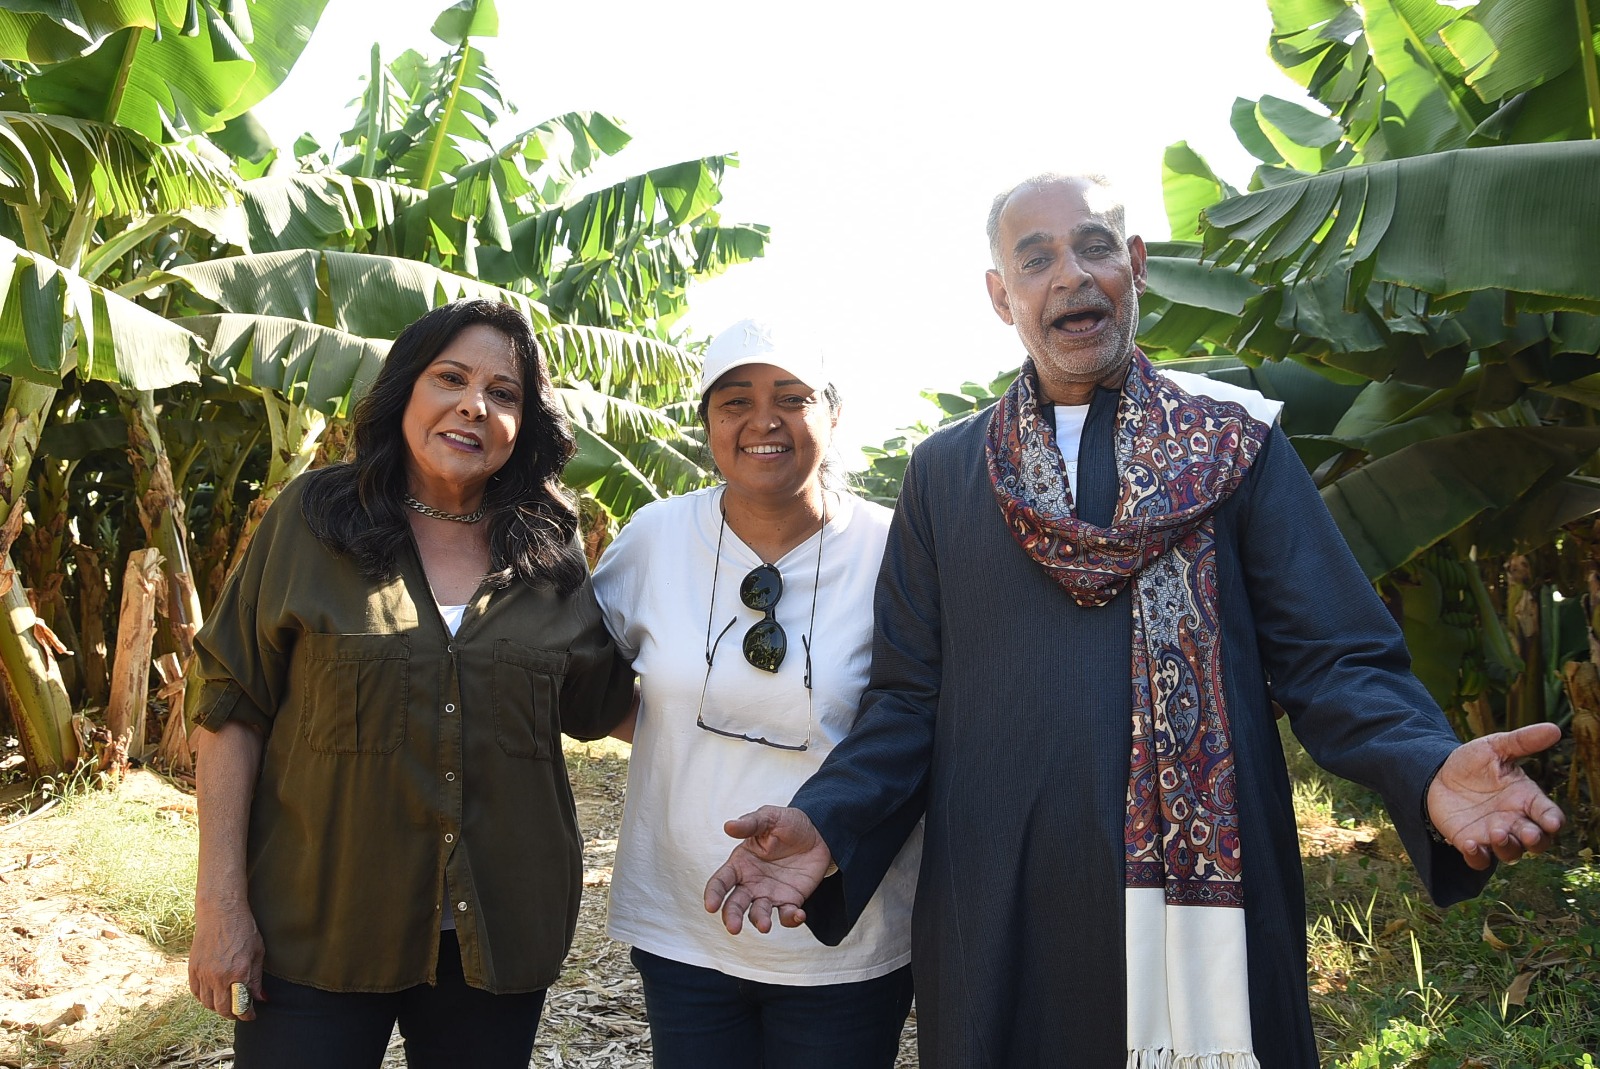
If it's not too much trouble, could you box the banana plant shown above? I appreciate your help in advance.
[177,313,387,561]
[0,234,205,776]
[278,0,768,338]
[13,0,329,141]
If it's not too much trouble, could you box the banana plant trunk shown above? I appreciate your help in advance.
[103,548,164,775]
[0,379,77,776]
[73,544,109,708]
[227,400,326,577]
[1504,555,1546,731]
[119,388,204,661]
[21,455,80,700]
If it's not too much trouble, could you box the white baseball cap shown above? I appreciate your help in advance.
[699,318,829,395]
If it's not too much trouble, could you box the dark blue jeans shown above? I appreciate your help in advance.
[630,946,913,1069]
[233,931,546,1069]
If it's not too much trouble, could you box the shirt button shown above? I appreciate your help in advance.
[444,833,454,843]
[447,644,456,654]
[445,772,456,781]
[456,901,468,912]
[444,703,455,713]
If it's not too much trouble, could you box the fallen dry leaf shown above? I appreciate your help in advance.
[1482,917,1515,951]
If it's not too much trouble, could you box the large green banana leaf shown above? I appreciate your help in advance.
[39,407,259,461]
[473,155,742,285]
[0,234,197,388]
[238,173,425,256]
[1200,142,1600,313]
[0,111,235,224]
[177,314,388,418]
[565,426,662,518]
[1158,351,1365,436]
[1439,0,1599,109]
[246,149,744,305]
[1162,143,1235,242]
[557,385,712,505]
[563,428,712,521]
[0,0,163,65]
[1360,0,1482,158]
[539,324,697,393]
[23,0,327,139]
[1323,425,1600,577]
[149,248,553,338]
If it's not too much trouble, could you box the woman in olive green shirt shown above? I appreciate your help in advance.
[188,300,632,1069]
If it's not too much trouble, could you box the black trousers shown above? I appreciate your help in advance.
[630,946,913,1069]
[232,931,546,1069]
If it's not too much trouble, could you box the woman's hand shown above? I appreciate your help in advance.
[189,902,264,1020]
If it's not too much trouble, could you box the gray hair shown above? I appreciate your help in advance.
[986,172,1126,268]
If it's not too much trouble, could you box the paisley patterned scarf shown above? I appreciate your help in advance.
[986,351,1270,1069]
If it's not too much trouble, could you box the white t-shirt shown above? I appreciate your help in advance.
[592,486,920,985]
[1052,403,1091,496]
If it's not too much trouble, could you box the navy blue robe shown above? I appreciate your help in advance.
[794,395,1487,1068]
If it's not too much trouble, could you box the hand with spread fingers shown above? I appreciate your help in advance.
[704,805,834,935]
[1427,722,1566,870]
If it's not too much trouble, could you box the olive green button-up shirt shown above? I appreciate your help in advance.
[194,475,632,994]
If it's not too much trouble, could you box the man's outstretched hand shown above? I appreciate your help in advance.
[704,805,834,935]
[1427,723,1565,870]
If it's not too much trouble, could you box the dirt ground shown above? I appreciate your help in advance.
[0,749,917,1068]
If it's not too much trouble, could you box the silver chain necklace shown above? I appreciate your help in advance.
[403,494,487,524]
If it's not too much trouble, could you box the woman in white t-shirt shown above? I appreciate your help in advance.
[592,320,920,1069]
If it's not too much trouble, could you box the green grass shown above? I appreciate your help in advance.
[1283,724,1600,1067]
[12,994,232,1069]
[56,785,200,952]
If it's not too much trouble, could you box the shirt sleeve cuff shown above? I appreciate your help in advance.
[1420,753,1452,844]
[191,679,272,733]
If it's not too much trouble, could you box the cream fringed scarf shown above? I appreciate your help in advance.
[985,352,1270,1069]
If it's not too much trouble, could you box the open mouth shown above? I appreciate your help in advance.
[440,431,482,450]
[743,444,790,455]
[1052,310,1107,336]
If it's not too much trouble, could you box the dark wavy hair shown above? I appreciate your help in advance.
[299,299,585,595]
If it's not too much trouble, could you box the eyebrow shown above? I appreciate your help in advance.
[712,378,812,392]
[1012,231,1053,258]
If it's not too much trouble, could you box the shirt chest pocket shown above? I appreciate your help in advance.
[492,640,569,760]
[299,634,410,755]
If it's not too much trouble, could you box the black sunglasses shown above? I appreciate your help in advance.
[737,563,787,672]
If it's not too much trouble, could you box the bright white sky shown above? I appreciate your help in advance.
[256,0,1313,457]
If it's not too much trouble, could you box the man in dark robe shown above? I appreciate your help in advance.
[703,173,1565,1069]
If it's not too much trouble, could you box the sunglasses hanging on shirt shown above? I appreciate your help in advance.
[697,495,825,750]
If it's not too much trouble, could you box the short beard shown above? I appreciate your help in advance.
[1027,293,1140,399]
